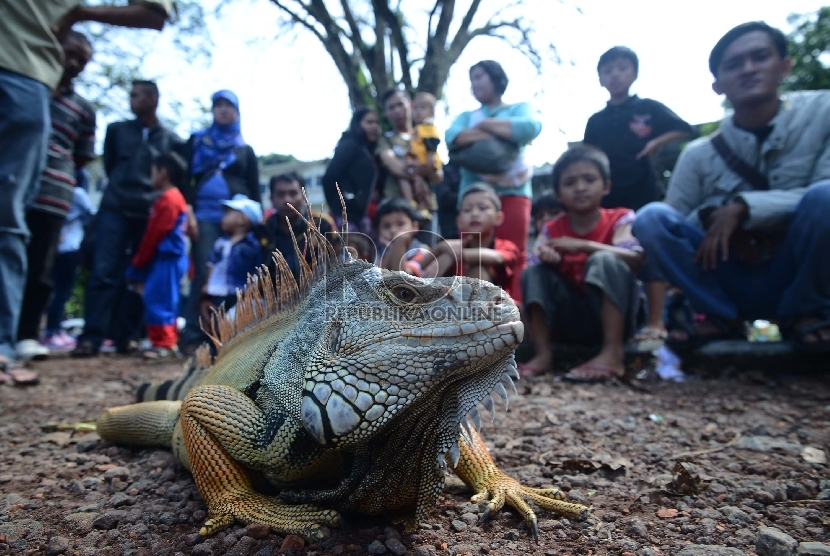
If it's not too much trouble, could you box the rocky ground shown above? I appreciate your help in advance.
[1,354,829,556]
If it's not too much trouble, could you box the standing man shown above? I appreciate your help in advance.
[72,80,183,357]
[0,1,173,384]
[16,31,96,362]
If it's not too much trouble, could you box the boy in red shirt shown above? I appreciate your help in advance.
[519,146,645,381]
[126,152,189,360]
[425,183,522,301]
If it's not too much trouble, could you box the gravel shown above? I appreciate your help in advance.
[1,356,828,555]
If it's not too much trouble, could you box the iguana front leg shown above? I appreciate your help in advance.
[451,428,588,540]
[180,385,340,539]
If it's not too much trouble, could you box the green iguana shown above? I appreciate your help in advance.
[96,213,588,541]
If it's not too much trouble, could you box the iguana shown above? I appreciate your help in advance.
[96,213,588,541]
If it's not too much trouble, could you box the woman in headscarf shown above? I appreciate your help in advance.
[322,107,382,236]
[179,89,260,353]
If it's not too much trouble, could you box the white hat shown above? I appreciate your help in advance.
[221,194,263,224]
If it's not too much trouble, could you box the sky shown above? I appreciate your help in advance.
[107,0,825,167]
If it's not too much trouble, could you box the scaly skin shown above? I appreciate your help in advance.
[96,221,590,540]
[453,427,588,540]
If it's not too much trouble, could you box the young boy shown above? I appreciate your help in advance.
[583,46,693,342]
[402,92,442,218]
[125,152,190,360]
[531,191,566,237]
[424,183,522,301]
[519,146,645,381]
[374,198,432,276]
[201,194,263,324]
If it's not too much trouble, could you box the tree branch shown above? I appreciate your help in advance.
[339,0,367,53]
[372,0,413,91]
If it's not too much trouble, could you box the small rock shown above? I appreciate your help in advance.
[450,545,478,555]
[719,505,753,526]
[753,490,776,505]
[229,536,257,556]
[193,510,207,522]
[602,512,618,522]
[756,526,798,556]
[255,546,275,556]
[624,518,648,538]
[109,493,132,508]
[190,544,212,556]
[451,519,468,532]
[798,543,830,555]
[185,533,202,546]
[92,513,121,530]
[816,490,830,501]
[46,536,70,556]
[503,531,520,541]
[247,523,270,539]
[158,512,177,526]
[279,534,305,553]
[103,467,130,482]
[76,440,99,453]
[413,547,436,556]
[367,539,387,554]
[676,545,745,556]
[384,537,406,556]
[460,512,478,526]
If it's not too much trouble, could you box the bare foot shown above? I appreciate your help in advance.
[518,354,552,377]
[791,316,830,346]
[564,349,624,383]
[667,319,735,343]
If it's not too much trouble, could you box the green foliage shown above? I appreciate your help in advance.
[66,268,89,320]
[258,153,299,166]
[784,7,830,91]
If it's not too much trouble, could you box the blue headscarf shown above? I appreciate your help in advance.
[191,90,246,175]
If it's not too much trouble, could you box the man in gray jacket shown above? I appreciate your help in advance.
[633,21,830,353]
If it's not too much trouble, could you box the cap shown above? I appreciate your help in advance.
[220,194,263,224]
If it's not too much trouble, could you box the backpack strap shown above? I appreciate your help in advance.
[710,130,769,191]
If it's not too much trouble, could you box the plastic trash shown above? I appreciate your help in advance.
[655,345,686,382]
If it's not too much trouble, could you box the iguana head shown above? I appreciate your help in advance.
[295,261,523,457]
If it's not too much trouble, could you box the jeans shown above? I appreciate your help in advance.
[181,220,222,346]
[0,70,50,359]
[633,180,830,321]
[79,210,147,349]
[45,251,81,335]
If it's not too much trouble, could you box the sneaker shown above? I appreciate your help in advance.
[99,339,117,354]
[43,334,75,352]
[16,339,50,361]
[59,332,77,350]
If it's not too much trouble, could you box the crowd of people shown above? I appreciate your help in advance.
[2,8,829,387]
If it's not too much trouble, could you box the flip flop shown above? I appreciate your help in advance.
[0,356,40,386]
[564,362,623,384]
[517,362,549,377]
[632,326,668,342]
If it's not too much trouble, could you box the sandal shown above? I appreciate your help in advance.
[632,326,668,342]
[782,315,830,353]
[564,363,623,384]
[142,346,181,361]
[664,292,746,352]
[118,340,142,356]
[0,355,39,386]
[517,362,549,377]
[71,340,98,358]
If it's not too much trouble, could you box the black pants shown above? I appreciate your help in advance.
[78,210,147,350]
[18,209,65,341]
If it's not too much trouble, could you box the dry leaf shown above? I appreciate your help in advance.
[801,447,827,464]
[657,508,679,519]
[561,459,601,473]
[665,461,702,496]
[41,431,73,447]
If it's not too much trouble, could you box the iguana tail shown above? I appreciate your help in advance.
[137,345,213,402]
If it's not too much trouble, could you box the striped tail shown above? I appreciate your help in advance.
[136,345,213,402]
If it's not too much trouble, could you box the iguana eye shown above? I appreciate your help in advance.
[392,285,417,302]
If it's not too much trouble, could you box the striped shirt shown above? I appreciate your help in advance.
[31,87,96,217]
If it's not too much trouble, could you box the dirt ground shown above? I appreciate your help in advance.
[1,354,828,556]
